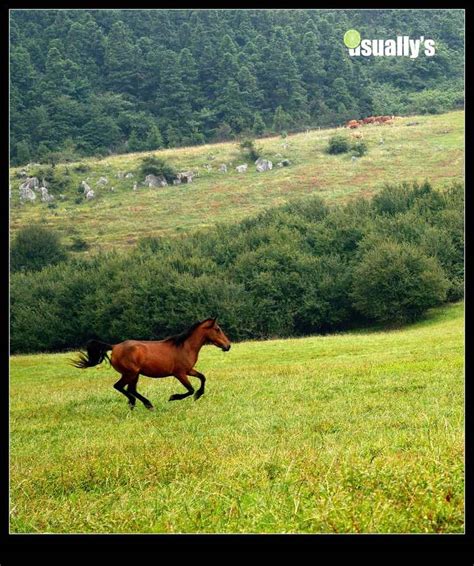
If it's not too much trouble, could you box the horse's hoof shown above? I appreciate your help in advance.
[147,405,155,411]
[194,391,204,401]
[169,394,179,401]
[129,405,135,411]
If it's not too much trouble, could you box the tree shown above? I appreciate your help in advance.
[272,106,292,133]
[11,225,68,273]
[252,112,266,136]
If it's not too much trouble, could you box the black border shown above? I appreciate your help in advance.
[2,1,472,557]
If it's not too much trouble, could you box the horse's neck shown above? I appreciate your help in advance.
[183,328,206,356]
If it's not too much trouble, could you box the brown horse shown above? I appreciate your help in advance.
[72,318,231,410]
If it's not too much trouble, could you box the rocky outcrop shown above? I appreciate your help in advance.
[219,164,228,173]
[19,185,36,201]
[236,164,248,173]
[81,181,92,194]
[39,187,54,202]
[96,176,108,186]
[145,174,168,187]
[176,171,194,184]
[19,177,39,191]
[255,158,273,172]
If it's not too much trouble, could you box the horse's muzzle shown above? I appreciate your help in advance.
[222,345,231,352]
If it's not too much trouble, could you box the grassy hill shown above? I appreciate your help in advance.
[10,301,464,533]
[9,111,464,253]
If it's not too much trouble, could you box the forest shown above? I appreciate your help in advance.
[10,9,464,165]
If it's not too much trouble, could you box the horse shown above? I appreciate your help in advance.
[72,317,231,410]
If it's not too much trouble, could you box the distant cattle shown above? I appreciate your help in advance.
[345,115,396,128]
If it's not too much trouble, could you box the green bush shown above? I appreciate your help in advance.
[239,138,261,162]
[138,156,177,184]
[351,241,449,324]
[327,134,351,154]
[351,140,368,157]
[11,224,68,273]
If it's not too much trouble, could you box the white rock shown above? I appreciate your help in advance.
[145,174,167,187]
[255,158,273,172]
[236,164,248,173]
[39,187,54,202]
[81,181,92,194]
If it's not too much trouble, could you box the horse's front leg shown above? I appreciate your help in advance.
[188,368,206,400]
[169,373,195,401]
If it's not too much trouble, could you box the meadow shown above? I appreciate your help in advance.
[9,301,464,533]
[9,111,464,253]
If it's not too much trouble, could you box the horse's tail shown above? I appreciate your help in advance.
[71,339,113,369]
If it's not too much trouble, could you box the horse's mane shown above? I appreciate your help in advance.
[163,318,214,346]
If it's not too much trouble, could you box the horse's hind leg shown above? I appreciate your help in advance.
[128,376,154,411]
[169,374,194,401]
[188,368,206,400]
[113,374,137,409]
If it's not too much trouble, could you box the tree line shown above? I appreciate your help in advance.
[11,9,464,165]
[10,181,464,353]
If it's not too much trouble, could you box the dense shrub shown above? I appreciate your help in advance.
[238,138,262,162]
[351,140,368,157]
[10,181,464,353]
[351,241,449,324]
[10,224,68,273]
[327,134,351,154]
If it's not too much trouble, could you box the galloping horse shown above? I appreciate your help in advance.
[72,318,231,410]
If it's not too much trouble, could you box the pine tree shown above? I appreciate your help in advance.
[252,112,266,136]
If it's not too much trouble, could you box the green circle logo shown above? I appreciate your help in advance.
[344,29,361,49]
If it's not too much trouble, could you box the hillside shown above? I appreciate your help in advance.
[10,301,464,533]
[9,111,464,253]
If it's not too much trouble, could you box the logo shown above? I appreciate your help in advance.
[344,29,436,58]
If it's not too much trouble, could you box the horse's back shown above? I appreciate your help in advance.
[111,339,175,377]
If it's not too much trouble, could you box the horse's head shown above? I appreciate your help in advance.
[202,317,231,352]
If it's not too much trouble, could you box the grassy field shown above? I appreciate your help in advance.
[9,301,464,534]
[9,111,464,253]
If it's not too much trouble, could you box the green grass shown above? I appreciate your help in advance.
[10,301,464,533]
[9,111,464,253]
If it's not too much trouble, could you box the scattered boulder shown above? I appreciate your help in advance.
[236,164,248,173]
[219,164,228,173]
[255,158,273,172]
[173,178,182,185]
[351,156,358,163]
[39,187,54,202]
[117,171,125,179]
[96,176,108,186]
[85,189,95,200]
[125,172,134,178]
[203,164,212,171]
[406,121,420,127]
[19,170,28,177]
[19,177,39,191]
[81,181,92,194]
[276,159,291,168]
[133,183,138,191]
[145,174,168,187]
[19,185,36,202]
[176,171,194,184]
